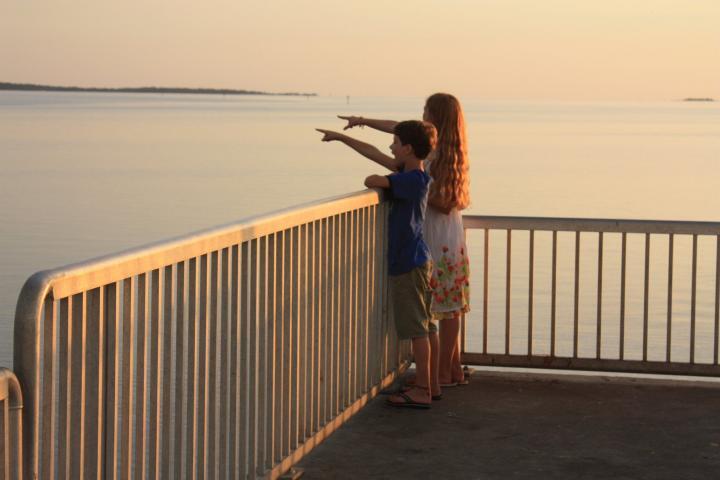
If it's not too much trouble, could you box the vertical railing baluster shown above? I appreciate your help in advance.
[691,234,698,363]
[322,217,331,425]
[597,233,603,360]
[667,235,674,363]
[266,235,276,471]
[197,256,209,480]
[573,232,580,358]
[290,227,299,452]
[120,278,134,480]
[382,205,390,377]
[161,265,174,480]
[83,287,102,479]
[208,252,219,480]
[309,222,318,437]
[187,259,199,480]
[219,249,230,480]
[351,210,359,404]
[313,220,323,434]
[40,296,55,480]
[528,230,534,356]
[57,296,70,480]
[148,269,160,480]
[273,233,284,465]
[620,233,627,360]
[257,237,269,477]
[369,207,378,387]
[282,229,292,458]
[551,231,557,357]
[340,214,349,409]
[297,226,307,447]
[240,242,250,475]
[173,262,186,480]
[143,270,160,478]
[104,284,119,480]
[135,273,149,480]
[483,229,489,354]
[643,234,650,362]
[715,235,720,365]
[360,209,370,394]
[505,229,511,355]
[69,292,84,480]
[332,216,340,416]
[248,240,259,472]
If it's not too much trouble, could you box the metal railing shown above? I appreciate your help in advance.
[11,197,720,479]
[13,189,410,480]
[461,215,720,376]
[0,368,23,480]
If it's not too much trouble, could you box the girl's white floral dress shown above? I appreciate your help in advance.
[424,157,471,319]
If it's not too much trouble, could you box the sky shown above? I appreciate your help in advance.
[1,0,719,101]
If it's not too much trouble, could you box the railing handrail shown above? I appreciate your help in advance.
[0,367,23,480]
[463,214,720,235]
[18,189,382,302]
[0,368,23,409]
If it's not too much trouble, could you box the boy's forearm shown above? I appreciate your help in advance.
[364,174,390,189]
[338,134,399,171]
[339,135,377,157]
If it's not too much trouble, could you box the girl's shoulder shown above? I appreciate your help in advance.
[424,151,437,173]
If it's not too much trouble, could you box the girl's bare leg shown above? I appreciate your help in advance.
[429,330,440,396]
[439,313,465,383]
[451,314,464,382]
[439,315,460,384]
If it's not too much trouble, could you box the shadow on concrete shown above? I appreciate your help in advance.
[297,370,720,479]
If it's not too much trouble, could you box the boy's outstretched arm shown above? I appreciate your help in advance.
[338,115,398,134]
[316,129,402,171]
[364,174,390,189]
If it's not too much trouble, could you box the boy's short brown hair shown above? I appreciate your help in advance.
[393,120,437,159]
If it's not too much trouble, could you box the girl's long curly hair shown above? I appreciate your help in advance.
[424,93,470,211]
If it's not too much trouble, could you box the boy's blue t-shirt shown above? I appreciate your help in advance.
[385,168,432,276]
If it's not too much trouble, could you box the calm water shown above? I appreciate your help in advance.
[1,92,719,367]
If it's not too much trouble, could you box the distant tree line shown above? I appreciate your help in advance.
[0,82,316,97]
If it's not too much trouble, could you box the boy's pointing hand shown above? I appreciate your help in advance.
[316,129,344,142]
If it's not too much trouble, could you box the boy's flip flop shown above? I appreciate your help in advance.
[386,392,431,409]
[400,385,442,401]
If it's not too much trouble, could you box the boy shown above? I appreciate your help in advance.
[316,120,437,408]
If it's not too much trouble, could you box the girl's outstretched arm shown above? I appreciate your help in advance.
[338,115,398,134]
[316,129,402,171]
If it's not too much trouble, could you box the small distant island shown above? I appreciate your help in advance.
[683,97,715,102]
[0,82,316,97]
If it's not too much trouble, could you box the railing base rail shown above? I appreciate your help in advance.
[462,353,720,378]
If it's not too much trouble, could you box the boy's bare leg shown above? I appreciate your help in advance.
[400,331,439,396]
[390,336,431,404]
[439,315,464,384]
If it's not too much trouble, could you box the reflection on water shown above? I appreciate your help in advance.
[1,92,719,367]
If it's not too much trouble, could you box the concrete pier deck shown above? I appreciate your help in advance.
[296,369,720,479]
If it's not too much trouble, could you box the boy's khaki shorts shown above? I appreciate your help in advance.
[389,261,434,339]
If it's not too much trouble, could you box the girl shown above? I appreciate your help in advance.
[340,93,471,389]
